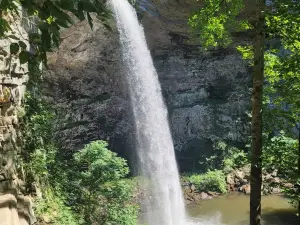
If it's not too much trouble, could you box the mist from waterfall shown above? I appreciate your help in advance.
[111,0,186,224]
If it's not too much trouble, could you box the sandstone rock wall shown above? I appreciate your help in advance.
[44,1,252,171]
[0,9,35,225]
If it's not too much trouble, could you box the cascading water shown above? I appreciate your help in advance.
[110,0,186,224]
[110,1,225,225]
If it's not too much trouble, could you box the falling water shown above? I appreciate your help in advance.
[111,0,187,224]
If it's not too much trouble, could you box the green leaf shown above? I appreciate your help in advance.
[80,0,97,12]
[38,22,50,31]
[76,1,85,21]
[41,30,52,50]
[19,51,30,64]
[58,0,75,11]
[48,2,74,25]
[55,19,70,28]
[102,21,112,31]
[18,41,27,50]
[86,12,93,30]
[10,43,19,54]
[29,33,42,45]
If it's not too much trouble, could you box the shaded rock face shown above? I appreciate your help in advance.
[43,21,135,161]
[153,47,250,171]
[0,9,36,225]
[44,2,251,171]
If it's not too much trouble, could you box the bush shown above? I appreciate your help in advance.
[200,141,249,174]
[67,140,139,225]
[262,132,299,207]
[34,187,82,225]
[185,170,227,194]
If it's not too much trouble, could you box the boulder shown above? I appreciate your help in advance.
[271,169,278,177]
[271,187,281,194]
[270,177,280,184]
[282,183,293,188]
[199,192,209,199]
[239,184,251,195]
[234,170,245,181]
[226,174,235,185]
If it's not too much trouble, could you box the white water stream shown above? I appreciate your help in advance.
[110,1,221,225]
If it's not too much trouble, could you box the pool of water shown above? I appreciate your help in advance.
[187,193,298,225]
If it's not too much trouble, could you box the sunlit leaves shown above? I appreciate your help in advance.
[188,0,245,48]
[236,45,254,61]
[1,0,111,66]
[71,141,138,225]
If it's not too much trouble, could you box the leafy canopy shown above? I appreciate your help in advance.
[0,0,111,65]
[188,0,250,47]
[70,141,139,225]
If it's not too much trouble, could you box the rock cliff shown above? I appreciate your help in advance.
[44,0,251,171]
[0,9,35,225]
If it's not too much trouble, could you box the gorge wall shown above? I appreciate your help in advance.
[0,9,35,225]
[44,0,252,171]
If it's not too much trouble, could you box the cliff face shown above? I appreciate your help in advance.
[0,10,35,225]
[44,1,251,171]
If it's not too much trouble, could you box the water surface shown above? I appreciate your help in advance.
[187,193,297,225]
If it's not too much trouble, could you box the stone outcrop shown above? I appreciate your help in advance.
[0,10,35,225]
[44,1,252,171]
[226,166,287,195]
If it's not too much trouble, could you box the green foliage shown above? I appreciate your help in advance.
[64,141,139,225]
[34,187,81,225]
[262,132,299,207]
[0,0,111,65]
[201,141,249,174]
[262,132,298,174]
[74,141,129,186]
[188,0,250,48]
[189,1,299,214]
[20,51,139,225]
[184,170,227,193]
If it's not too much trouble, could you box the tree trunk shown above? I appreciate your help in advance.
[298,126,300,225]
[250,0,265,225]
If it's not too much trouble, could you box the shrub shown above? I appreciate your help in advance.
[186,170,227,194]
[34,187,82,225]
[68,140,139,225]
[262,132,299,207]
[200,141,249,174]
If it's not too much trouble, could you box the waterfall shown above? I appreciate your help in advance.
[111,0,187,224]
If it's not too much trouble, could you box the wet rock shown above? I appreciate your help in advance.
[234,170,245,181]
[239,184,251,195]
[271,169,278,177]
[226,174,235,185]
[199,192,209,199]
[271,187,281,194]
[263,174,272,182]
[241,179,248,185]
[190,184,196,192]
[271,177,280,184]
[282,183,294,188]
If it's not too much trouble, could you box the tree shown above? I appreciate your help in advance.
[0,0,111,65]
[250,1,265,224]
[189,0,299,224]
[189,1,265,224]
[70,141,139,225]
